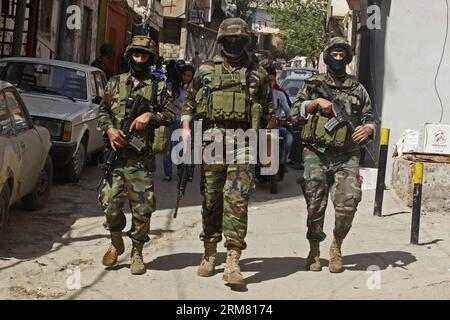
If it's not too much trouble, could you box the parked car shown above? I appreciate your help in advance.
[278,67,318,82]
[281,73,316,104]
[0,81,53,230]
[0,58,107,182]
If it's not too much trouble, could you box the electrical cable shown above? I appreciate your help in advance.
[434,0,449,123]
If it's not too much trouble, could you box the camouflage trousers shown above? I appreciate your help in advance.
[99,162,155,245]
[200,163,255,250]
[302,146,362,242]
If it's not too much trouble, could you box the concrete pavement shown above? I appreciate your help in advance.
[0,161,449,300]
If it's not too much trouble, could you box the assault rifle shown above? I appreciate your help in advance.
[97,95,152,190]
[315,82,376,163]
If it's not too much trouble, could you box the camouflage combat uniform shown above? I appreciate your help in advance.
[97,72,174,245]
[292,37,376,272]
[97,36,175,276]
[183,54,273,250]
[292,73,375,241]
[182,18,274,284]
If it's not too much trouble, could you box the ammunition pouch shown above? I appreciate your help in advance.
[195,86,210,119]
[195,55,252,126]
[211,91,248,122]
[301,114,348,148]
[152,125,169,154]
[250,102,262,129]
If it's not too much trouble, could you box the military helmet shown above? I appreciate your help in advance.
[124,35,157,59]
[323,37,354,65]
[217,18,251,44]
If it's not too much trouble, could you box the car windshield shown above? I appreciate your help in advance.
[0,62,87,100]
[282,79,305,98]
[281,69,314,80]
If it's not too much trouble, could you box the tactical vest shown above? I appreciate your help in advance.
[195,56,261,128]
[301,77,363,149]
[115,74,169,155]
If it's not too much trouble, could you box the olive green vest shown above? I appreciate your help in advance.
[194,56,261,128]
[116,74,169,155]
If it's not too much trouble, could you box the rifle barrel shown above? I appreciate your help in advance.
[173,193,182,219]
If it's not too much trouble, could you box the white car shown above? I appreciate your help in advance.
[281,73,317,104]
[0,58,107,182]
[0,81,53,230]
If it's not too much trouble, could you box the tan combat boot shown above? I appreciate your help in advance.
[130,244,146,275]
[306,240,322,271]
[102,232,125,267]
[329,237,344,273]
[223,247,245,286]
[197,242,217,277]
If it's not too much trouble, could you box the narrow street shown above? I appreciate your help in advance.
[1,159,449,300]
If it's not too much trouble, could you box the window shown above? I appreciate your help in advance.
[281,79,305,98]
[163,18,182,44]
[4,89,30,132]
[91,74,97,100]
[0,92,12,135]
[0,62,88,100]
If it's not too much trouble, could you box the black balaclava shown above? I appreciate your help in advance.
[327,48,348,78]
[129,51,154,77]
[222,38,248,62]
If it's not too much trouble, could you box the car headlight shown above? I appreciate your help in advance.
[33,118,64,139]
[33,118,72,142]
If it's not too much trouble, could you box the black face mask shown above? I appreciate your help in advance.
[222,39,247,58]
[327,58,347,77]
[129,58,152,77]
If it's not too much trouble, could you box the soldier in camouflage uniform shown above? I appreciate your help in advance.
[292,38,376,273]
[97,36,175,275]
[182,18,274,286]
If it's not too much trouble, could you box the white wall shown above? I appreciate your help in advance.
[253,8,277,30]
[331,0,350,17]
[382,0,450,184]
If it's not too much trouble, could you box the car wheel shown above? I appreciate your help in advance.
[63,139,87,183]
[22,154,53,211]
[0,183,11,231]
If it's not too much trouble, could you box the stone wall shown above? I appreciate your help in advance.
[392,155,450,214]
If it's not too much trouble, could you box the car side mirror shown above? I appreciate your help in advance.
[92,96,102,105]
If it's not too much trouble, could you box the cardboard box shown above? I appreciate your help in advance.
[419,123,450,155]
[359,167,378,190]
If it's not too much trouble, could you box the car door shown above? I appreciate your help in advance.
[4,88,43,197]
[0,91,22,202]
[0,91,23,203]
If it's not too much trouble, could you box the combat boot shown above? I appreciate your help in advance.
[306,240,322,271]
[197,242,217,277]
[329,237,344,273]
[130,244,146,275]
[102,232,125,267]
[223,247,245,286]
